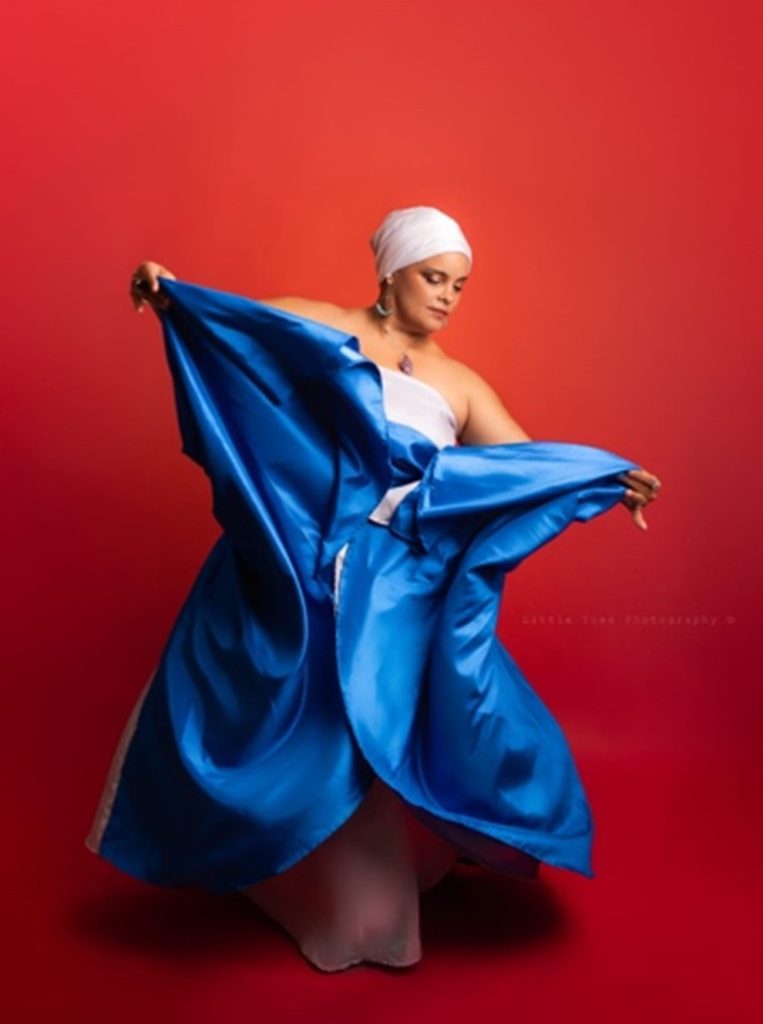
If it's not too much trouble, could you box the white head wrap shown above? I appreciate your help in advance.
[369,205,473,283]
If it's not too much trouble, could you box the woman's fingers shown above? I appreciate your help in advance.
[632,505,648,530]
[130,262,173,312]
[130,276,147,311]
[618,468,661,495]
[131,278,155,312]
[617,469,662,513]
[130,263,149,308]
[620,488,650,530]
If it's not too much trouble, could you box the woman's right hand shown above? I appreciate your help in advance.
[130,261,177,313]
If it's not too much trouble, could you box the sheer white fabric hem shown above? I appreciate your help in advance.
[238,776,460,972]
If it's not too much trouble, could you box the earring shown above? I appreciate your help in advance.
[374,276,394,316]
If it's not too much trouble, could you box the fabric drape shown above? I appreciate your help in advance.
[89,277,639,892]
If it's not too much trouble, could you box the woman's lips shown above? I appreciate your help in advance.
[429,307,449,318]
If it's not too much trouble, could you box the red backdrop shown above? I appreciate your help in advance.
[3,1,759,1019]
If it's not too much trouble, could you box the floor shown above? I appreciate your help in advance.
[9,750,760,1023]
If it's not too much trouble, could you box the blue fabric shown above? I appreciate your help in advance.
[94,277,640,892]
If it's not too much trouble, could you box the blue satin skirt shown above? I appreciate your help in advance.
[86,277,640,892]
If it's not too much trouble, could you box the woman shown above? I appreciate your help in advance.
[87,206,660,973]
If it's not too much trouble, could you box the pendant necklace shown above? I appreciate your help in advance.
[375,307,415,375]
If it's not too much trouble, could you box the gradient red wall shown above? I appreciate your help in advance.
[3,1,759,1018]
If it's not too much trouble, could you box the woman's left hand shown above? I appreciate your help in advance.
[617,468,662,531]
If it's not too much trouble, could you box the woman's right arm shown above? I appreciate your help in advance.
[130,266,336,325]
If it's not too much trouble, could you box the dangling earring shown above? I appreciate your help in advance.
[374,276,393,316]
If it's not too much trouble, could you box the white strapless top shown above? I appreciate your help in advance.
[378,365,458,448]
[366,366,459,526]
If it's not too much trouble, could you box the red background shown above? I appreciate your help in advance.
[3,1,760,1019]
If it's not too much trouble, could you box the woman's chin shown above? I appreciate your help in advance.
[421,314,448,332]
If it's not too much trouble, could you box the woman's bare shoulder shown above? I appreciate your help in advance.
[433,355,494,401]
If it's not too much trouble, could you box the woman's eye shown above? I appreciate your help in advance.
[424,274,463,293]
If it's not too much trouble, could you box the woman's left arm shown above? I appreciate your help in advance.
[458,368,662,530]
[458,368,533,446]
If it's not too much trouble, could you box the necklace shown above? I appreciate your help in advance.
[374,311,415,374]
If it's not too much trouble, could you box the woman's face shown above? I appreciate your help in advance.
[389,251,470,334]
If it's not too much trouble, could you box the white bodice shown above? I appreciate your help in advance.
[378,365,458,448]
